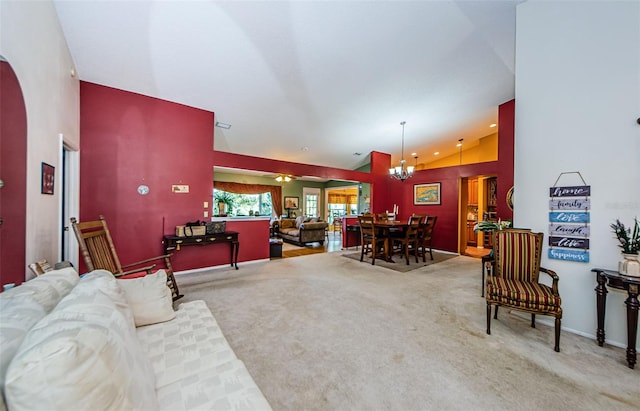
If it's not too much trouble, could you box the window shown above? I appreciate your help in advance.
[213,189,272,216]
[305,194,318,217]
[303,187,321,218]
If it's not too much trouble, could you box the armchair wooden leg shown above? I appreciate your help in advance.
[494,305,499,319]
[531,314,536,328]
[554,317,561,352]
[486,304,492,334]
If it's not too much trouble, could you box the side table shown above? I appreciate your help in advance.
[592,268,639,369]
[269,238,283,259]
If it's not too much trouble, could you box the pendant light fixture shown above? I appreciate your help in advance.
[389,121,414,181]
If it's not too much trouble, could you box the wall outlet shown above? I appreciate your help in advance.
[203,211,209,218]
[203,201,209,208]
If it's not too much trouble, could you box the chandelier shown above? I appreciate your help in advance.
[275,175,292,182]
[389,121,415,181]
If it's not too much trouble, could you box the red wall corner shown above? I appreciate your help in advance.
[79,82,215,272]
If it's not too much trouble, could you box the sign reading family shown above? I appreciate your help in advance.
[548,183,591,263]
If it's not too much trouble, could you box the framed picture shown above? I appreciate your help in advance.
[41,162,55,195]
[414,183,441,205]
[284,196,299,209]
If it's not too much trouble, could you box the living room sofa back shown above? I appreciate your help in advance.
[277,216,328,246]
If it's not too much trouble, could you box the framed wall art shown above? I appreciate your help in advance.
[284,196,299,209]
[41,162,55,195]
[413,182,441,205]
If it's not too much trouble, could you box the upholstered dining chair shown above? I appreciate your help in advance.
[358,215,386,265]
[417,216,437,261]
[70,215,183,301]
[485,229,562,352]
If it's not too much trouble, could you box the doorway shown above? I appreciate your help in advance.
[325,185,358,230]
[459,175,496,258]
[60,141,80,268]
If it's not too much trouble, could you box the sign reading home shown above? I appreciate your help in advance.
[548,184,590,263]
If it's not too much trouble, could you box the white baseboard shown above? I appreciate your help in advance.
[174,258,270,276]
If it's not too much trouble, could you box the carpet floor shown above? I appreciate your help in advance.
[175,251,638,411]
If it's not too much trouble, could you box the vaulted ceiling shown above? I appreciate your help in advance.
[53,0,523,170]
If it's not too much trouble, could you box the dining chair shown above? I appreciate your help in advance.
[70,215,183,301]
[486,229,562,352]
[392,216,421,265]
[358,215,386,265]
[417,216,437,261]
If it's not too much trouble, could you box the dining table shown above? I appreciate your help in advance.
[373,219,410,262]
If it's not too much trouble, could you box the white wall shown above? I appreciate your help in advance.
[0,0,80,276]
[515,1,640,346]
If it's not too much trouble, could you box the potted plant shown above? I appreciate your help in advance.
[214,191,234,216]
[473,219,512,233]
[610,218,640,276]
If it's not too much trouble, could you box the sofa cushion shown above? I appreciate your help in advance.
[118,270,176,327]
[0,267,79,408]
[136,300,238,388]
[156,359,272,411]
[4,272,159,411]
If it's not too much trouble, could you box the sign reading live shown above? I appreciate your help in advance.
[548,184,590,263]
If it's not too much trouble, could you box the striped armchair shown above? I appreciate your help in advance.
[486,229,563,352]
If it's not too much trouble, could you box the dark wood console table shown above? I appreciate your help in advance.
[163,232,239,270]
[592,268,639,369]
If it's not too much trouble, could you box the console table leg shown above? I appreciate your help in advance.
[234,241,239,270]
[625,284,638,369]
[595,272,608,347]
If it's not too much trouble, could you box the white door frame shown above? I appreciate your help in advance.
[59,135,80,268]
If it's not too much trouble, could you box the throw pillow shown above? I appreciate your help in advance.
[118,270,176,327]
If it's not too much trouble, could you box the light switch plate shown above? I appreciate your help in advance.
[203,211,209,218]
[204,201,209,208]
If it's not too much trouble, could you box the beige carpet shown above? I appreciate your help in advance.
[175,251,638,411]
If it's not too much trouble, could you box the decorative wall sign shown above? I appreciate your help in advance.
[549,211,590,223]
[548,248,590,262]
[549,224,590,237]
[548,172,590,263]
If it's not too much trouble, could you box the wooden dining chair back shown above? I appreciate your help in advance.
[392,216,421,265]
[486,229,562,351]
[375,213,389,222]
[71,215,183,301]
[358,215,386,265]
[417,216,437,261]
[333,215,343,237]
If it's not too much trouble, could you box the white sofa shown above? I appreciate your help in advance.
[0,267,271,411]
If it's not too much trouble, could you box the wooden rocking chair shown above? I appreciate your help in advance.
[70,215,183,301]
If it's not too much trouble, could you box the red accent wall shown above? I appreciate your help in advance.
[0,61,27,286]
[497,99,515,220]
[79,82,215,272]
